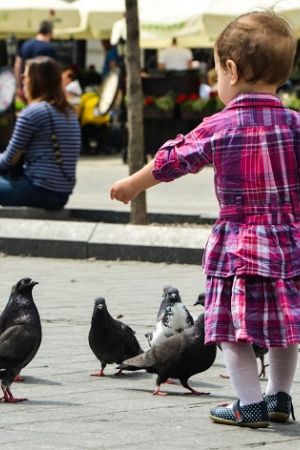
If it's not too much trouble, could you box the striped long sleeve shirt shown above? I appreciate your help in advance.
[0,101,81,194]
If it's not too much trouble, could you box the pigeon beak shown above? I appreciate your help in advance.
[30,280,39,286]
[97,305,103,310]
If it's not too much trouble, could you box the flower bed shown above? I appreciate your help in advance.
[143,91,224,120]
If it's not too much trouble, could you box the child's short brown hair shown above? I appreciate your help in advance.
[215,9,297,87]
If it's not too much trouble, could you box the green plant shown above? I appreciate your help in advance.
[181,97,207,111]
[179,92,224,113]
[154,92,175,111]
[282,95,300,111]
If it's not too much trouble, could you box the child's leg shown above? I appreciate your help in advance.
[221,342,263,406]
[265,344,298,395]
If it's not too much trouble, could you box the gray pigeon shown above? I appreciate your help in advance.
[156,284,174,321]
[145,285,174,346]
[195,292,269,377]
[147,287,194,348]
[88,297,144,376]
[117,313,217,396]
[0,277,41,402]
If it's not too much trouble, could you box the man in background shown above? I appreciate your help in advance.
[14,21,58,99]
[101,39,120,79]
[158,37,193,71]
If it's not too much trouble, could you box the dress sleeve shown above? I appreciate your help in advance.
[152,123,213,182]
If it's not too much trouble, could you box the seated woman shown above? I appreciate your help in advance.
[0,56,81,209]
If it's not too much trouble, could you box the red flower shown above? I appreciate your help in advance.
[144,96,154,106]
[209,91,218,98]
[175,94,188,103]
[188,93,199,100]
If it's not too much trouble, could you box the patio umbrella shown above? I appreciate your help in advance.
[0,0,80,39]
[53,0,214,48]
[202,0,300,41]
[54,0,126,40]
[138,0,213,48]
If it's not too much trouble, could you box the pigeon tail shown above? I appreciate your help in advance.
[117,353,147,371]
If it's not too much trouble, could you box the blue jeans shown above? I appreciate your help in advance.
[0,174,69,209]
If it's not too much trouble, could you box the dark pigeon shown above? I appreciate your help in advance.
[252,343,269,378]
[88,297,144,377]
[147,287,194,348]
[117,313,217,396]
[195,291,269,378]
[194,292,205,307]
[0,277,41,402]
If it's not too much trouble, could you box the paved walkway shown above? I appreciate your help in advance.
[0,154,219,264]
[68,154,219,216]
[1,254,300,449]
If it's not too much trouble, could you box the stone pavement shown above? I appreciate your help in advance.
[1,254,300,450]
[0,154,219,264]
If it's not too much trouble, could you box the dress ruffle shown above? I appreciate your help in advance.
[203,218,300,279]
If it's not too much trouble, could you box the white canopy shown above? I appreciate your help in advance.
[202,0,300,40]
[0,0,80,39]
[54,0,214,48]
[92,0,300,48]
[139,0,213,48]
[53,0,126,40]
[2,0,300,48]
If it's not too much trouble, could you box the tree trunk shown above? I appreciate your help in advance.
[125,0,148,225]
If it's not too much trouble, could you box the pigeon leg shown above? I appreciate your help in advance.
[91,369,105,377]
[165,379,176,384]
[14,373,24,382]
[258,356,269,378]
[114,369,124,376]
[153,386,167,396]
[181,379,210,395]
[219,373,230,379]
[1,386,27,403]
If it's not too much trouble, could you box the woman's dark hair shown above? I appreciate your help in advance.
[26,56,71,114]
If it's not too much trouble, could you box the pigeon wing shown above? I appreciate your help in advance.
[121,323,144,357]
[184,306,194,327]
[0,325,38,370]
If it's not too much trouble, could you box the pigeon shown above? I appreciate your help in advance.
[117,313,217,396]
[0,277,41,402]
[146,287,194,348]
[156,284,174,321]
[252,343,269,378]
[194,292,205,307]
[195,292,269,378]
[145,285,174,346]
[88,297,144,377]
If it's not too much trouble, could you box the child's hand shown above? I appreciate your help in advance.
[110,177,137,204]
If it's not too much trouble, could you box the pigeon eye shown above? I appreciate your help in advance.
[21,280,25,285]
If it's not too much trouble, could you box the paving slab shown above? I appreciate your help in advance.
[0,155,217,263]
[0,255,299,450]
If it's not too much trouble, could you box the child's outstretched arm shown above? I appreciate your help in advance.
[110,159,161,204]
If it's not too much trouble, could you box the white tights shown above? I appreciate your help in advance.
[221,342,298,406]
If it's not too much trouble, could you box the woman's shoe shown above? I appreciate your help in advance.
[209,399,269,428]
[264,392,295,422]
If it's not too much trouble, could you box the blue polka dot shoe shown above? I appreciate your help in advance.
[264,392,296,422]
[209,399,269,428]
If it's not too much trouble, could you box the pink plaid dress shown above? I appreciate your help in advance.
[152,92,300,347]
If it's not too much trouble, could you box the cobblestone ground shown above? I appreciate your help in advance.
[0,255,299,449]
